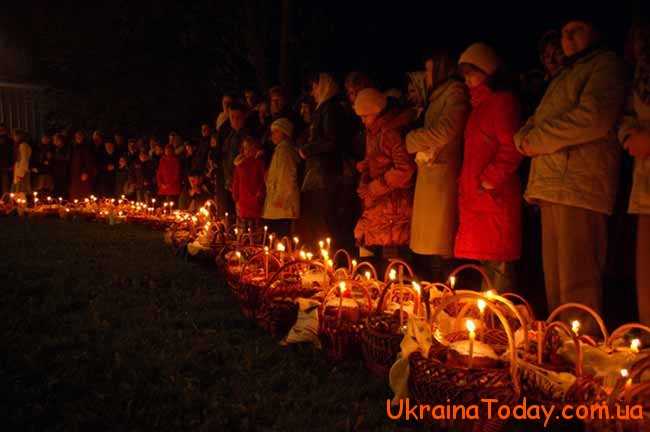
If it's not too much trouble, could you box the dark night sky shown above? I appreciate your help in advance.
[4,0,647,134]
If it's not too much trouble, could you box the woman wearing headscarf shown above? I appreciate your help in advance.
[405,71,428,127]
[354,88,416,256]
[619,20,650,325]
[455,43,523,291]
[406,51,470,281]
[297,73,354,246]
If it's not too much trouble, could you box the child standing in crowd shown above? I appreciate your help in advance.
[114,155,131,198]
[353,88,415,261]
[231,136,265,231]
[156,144,182,205]
[52,133,69,198]
[97,140,118,197]
[130,150,155,202]
[12,129,32,195]
[33,134,55,194]
[185,170,212,213]
[263,118,300,237]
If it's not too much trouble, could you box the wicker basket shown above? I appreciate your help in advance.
[361,259,420,377]
[408,291,521,432]
[232,250,282,319]
[319,263,375,362]
[257,260,331,338]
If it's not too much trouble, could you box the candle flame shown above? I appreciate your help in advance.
[571,320,581,335]
[264,246,269,254]
[235,251,242,258]
[412,281,421,295]
[338,281,346,294]
[449,275,456,289]
[621,368,630,378]
[477,299,487,314]
[485,290,495,299]
[389,268,397,281]
[276,243,285,252]
[319,240,324,249]
[466,319,476,333]
[293,236,299,244]
[306,252,313,260]
[631,338,641,353]
[299,250,307,260]
[351,259,357,268]
[365,271,371,280]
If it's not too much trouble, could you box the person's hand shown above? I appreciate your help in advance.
[624,129,650,158]
[357,183,369,200]
[519,138,535,157]
[480,180,494,191]
[81,173,88,182]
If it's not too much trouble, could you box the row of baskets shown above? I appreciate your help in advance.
[6,192,649,431]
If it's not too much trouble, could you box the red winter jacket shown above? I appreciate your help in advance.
[354,109,416,247]
[454,84,523,261]
[156,155,182,196]
[231,154,266,219]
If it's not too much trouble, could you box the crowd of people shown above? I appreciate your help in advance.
[1,15,649,326]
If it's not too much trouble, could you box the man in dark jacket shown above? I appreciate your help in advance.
[191,123,212,173]
[0,123,14,195]
[221,102,250,216]
[69,130,97,200]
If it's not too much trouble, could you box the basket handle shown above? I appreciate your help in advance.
[547,303,609,341]
[261,259,329,298]
[452,291,530,350]
[239,249,283,280]
[606,324,650,351]
[383,259,415,283]
[332,249,352,273]
[500,293,536,324]
[352,261,378,280]
[430,292,521,396]
[318,279,373,330]
[373,278,421,316]
[541,321,584,376]
[447,263,494,292]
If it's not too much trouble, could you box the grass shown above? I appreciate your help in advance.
[0,217,587,432]
[0,217,397,432]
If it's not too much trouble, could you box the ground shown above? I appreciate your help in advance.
[0,217,583,432]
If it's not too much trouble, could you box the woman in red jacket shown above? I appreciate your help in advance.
[353,88,416,259]
[231,136,266,230]
[454,43,523,291]
[156,144,182,204]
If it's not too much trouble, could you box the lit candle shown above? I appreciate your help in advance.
[319,240,324,251]
[276,242,285,262]
[263,226,268,247]
[389,268,397,282]
[412,281,421,315]
[299,250,306,261]
[306,252,313,261]
[536,321,544,365]
[326,237,331,252]
[224,212,229,230]
[337,281,346,324]
[235,250,242,267]
[269,234,274,249]
[630,338,641,354]
[477,298,487,335]
[264,246,269,279]
[365,271,371,280]
[293,236,299,249]
[449,275,456,290]
[351,259,357,271]
[571,320,581,336]
[621,369,632,400]
[321,249,329,261]
[248,228,252,246]
[466,319,476,368]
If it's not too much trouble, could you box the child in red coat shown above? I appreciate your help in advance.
[231,136,265,230]
[156,144,182,204]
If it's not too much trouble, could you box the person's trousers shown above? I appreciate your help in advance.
[637,215,650,325]
[540,203,607,316]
